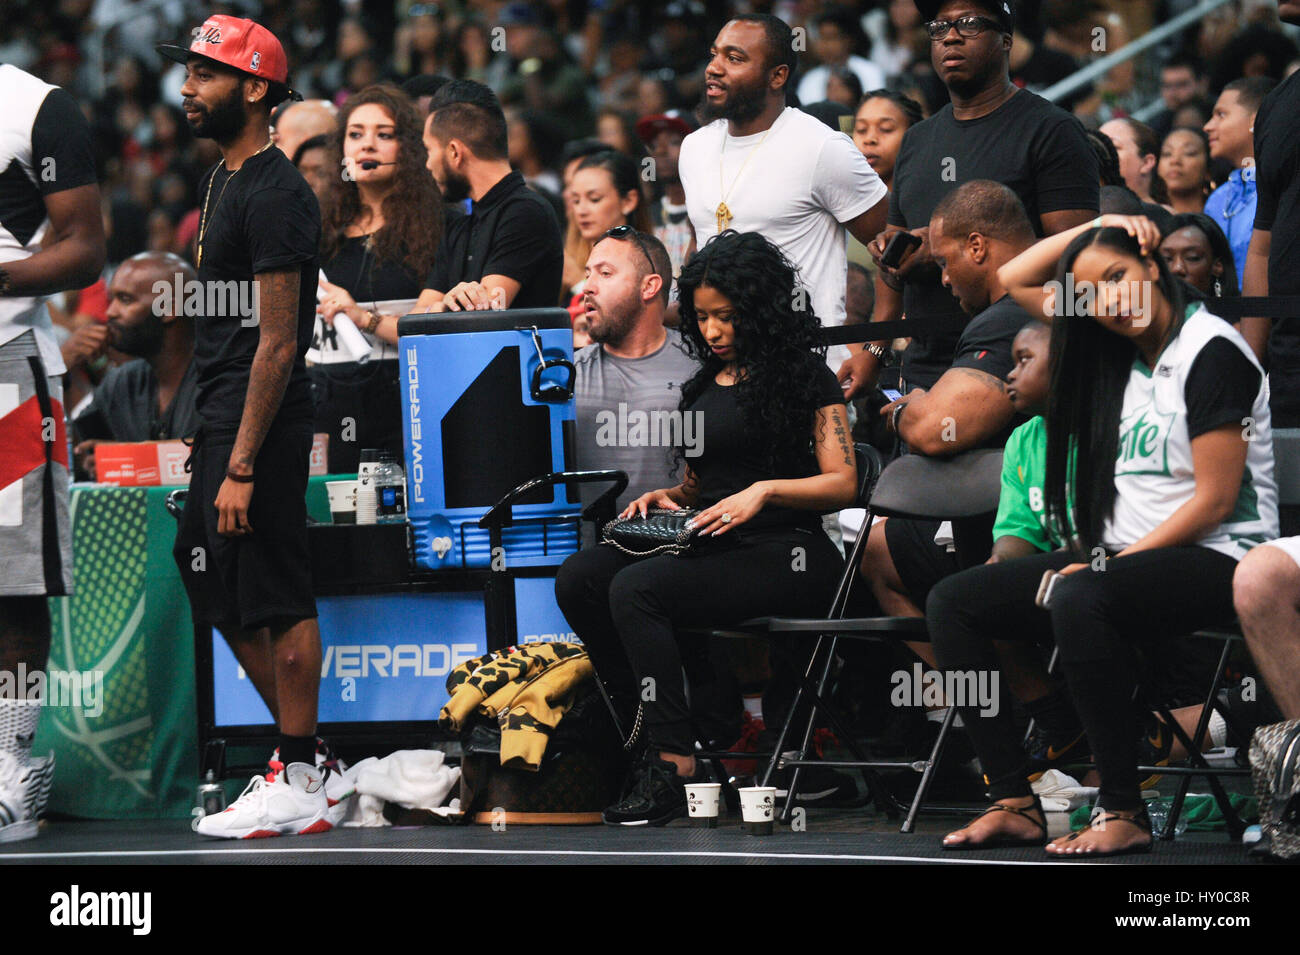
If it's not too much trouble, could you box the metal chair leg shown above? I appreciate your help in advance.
[903,705,958,833]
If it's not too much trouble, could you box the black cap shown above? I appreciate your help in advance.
[915,0,1015,32]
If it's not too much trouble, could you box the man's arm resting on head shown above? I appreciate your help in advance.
[895,366,1015,456]
[1240,228,1271,363]
[1,184,104,295]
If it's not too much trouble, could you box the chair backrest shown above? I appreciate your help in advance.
[1275,429,1300,508]
[868,448,1003,520]
[854,444,885,508]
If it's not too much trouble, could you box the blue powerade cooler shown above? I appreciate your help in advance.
[397,308,582,570]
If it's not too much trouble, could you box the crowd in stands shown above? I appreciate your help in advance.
[8,0,1300,853]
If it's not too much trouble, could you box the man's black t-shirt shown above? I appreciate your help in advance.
[686,361,845,532]
[1252,68,1300,426]
[73,358,200,442]
[193,145,319,429]
[949,294,1035,447]
[889,89,1098,391]
[424,170,563,308]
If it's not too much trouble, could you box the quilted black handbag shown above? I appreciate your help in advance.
[600,508,700,557]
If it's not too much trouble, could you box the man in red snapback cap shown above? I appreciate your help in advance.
[157,17,350,839]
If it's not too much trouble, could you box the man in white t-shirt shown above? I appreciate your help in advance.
[678,13,889,370]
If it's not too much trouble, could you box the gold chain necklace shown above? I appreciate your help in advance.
[197,139,274,267]
[715,120,776,233]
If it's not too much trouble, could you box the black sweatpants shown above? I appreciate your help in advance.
[555,525,843,754]
[925,546,1238,812]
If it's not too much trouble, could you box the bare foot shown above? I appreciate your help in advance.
[1045,808,1152,857]
[942,796,1046,848]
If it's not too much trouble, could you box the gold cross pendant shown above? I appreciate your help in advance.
[715,201,732,233]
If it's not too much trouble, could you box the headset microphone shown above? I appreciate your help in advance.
[358,160,396,170]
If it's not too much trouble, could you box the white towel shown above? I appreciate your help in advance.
[1031,768,1098,812]
[341,750,462,827]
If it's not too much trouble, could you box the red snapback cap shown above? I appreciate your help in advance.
[157,15,301,100]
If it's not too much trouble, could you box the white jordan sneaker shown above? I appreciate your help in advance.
[0,750,43,843]
[196,761,333,839]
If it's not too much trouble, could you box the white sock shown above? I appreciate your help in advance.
[742,695,763,721]
[925,706,949,723]
[0,697,41,763]
[1208,711,1228,749]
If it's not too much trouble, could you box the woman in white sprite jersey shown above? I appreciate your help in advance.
[925,213,1277,857]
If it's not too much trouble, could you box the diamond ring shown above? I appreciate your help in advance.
[721,513,733,524]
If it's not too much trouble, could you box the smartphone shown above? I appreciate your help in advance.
[881,388,903,402]
[880,231,923,269]
[1035,570,1064,609]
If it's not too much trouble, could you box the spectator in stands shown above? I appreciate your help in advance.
[595,107,644,159]
[1241,0,1300,430]
[636,110,697,287]
[1087,130,1124,188]
[1204,77,1274,290]
[410,80,563,313]
[825,67,865,111]
[852,90,925,196]
[400,73,451,116]
[1100,118,1168,208]
[1008,22,1091,114]
[573,227,697,524]
[838,0,1098,401]
[861,182,1036,651]
[1150,52,1209,140]
[554,230,856,826]
[680,13,888,377]
[70,252,199,478]
[931,214,1276,856]
[507,108,564,196]
[798,7,887,106]
[1159,212,1239,300]
[561,151,653,305]
[312,85,442,474]
[292,133,332,208]
[1234,540,1300,721]
[271,98,337,162]
[864,0,927,80]
[1158,127,1212,215]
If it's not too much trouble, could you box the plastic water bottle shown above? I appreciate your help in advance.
[374,452,407,524]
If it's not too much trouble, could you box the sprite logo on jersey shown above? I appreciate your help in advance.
[1117,400,1175,475]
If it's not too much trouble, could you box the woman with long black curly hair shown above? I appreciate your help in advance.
[555,230,857,826]
[312,83,443,472]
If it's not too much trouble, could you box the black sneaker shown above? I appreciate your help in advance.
[1024,722,1090,781]
[1136,713,1174,789]
[602,754,691,826]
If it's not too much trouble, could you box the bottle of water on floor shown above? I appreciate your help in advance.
[374,452,406,524]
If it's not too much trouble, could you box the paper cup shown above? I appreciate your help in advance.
[356,452,381,525]
[738,786,776,835]
[685,783,721,827]
[326,480,358,524]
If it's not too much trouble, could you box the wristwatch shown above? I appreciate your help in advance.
[0,266,10,296]
[865,342,888,363]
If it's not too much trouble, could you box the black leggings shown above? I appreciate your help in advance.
[925,546,1238,812]
[555,526,843,754]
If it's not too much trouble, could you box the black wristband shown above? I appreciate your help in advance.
[0,266,10,296]
[225,470,255,483]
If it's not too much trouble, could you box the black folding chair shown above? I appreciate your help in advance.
[698,447,1004,831]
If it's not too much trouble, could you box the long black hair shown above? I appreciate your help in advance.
[1044,226,1201,552]
[675,231,829,476]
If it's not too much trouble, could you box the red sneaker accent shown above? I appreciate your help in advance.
[298,818,333,835]
[264,759,284,783]
[722,713,765,776]
[243,829,281,839]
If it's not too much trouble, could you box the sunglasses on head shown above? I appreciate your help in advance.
[602,225,655,273]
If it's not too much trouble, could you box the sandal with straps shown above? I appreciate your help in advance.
[1046,805,1154,858]
[942,795,1048,850]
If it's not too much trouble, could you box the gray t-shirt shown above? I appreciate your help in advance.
[574,337,699,527]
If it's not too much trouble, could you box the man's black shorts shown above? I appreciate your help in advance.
[173,420,317,632]
[885,516,964,608]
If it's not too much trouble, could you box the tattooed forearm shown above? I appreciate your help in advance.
[834,418,852,466]
[230,269,301,472]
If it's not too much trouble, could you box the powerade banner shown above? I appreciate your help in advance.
[212,592,488,726]
[515,576,578,644]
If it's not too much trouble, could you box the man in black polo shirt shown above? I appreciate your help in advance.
[413,80,563,313]
[158,14,350,838]
[1241,0,1300,430]
[837,0,1097,398]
